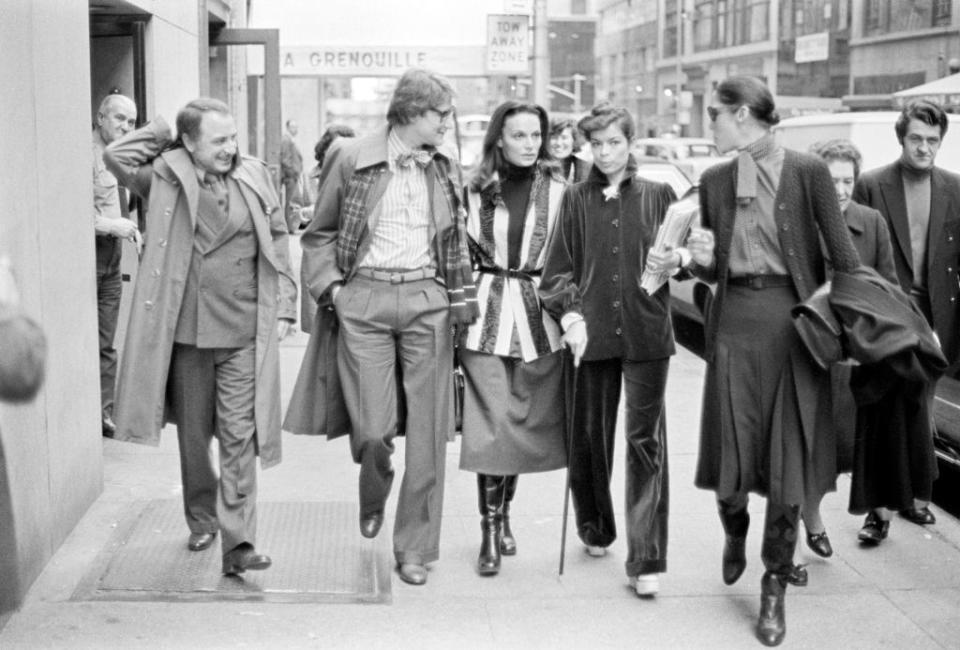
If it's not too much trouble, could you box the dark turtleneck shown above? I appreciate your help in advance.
[500,161,536,269]
[900,159,932,290]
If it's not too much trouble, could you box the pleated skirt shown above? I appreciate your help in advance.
[694,284,836,505]
[459,348,566,475]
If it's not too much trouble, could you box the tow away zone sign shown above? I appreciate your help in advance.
[487,14,529,75]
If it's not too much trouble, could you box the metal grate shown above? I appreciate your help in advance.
[72,500,391,604]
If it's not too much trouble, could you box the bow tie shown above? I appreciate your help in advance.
[396,150,433,169]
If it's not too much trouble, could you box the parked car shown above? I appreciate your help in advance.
[634,156,696,199]
[633,137,727,183]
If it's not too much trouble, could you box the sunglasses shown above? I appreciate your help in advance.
[707,106,723,122]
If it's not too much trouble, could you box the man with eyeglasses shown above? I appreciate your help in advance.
[289,68,477,586]
[852,99,960,539]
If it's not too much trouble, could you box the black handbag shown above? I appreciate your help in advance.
[453,345,465,433]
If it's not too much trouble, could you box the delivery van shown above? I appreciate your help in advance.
[772,111,960,175]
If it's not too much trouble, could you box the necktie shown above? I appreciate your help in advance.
[396,150,433,169]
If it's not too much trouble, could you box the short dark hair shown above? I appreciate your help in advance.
[810,138,863,179]
[386,68,454,127]
[577,103,635,141]
[716,76,780,126]
[175,97,231,142]
[314,124,356,166]
[469,101,558,191]
[549,117,584,153]
[895,99,948,144]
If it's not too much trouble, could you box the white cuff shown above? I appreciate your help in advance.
[560,312,584,332]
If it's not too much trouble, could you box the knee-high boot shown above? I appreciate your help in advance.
[756,503,800,647]
[500,475,518,555]
[476,474,505,576]
[717,498,749,585]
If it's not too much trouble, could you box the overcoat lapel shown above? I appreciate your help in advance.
[879,168,912,276]
[163,149,200,230]
[927,168,951,277]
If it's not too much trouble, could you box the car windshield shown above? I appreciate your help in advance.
[680,143,721,158]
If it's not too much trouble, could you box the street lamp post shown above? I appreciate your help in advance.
[675,0,684,134]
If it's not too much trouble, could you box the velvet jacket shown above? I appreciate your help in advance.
[540,159,678,362]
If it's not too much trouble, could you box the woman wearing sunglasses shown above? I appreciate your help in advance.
[652,77,860,646]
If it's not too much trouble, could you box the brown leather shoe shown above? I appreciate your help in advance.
[187,532,216,552]
[222,544,271,575]
[397,562,427,585]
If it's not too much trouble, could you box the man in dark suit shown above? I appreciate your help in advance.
[852,99,960,538]
[105,98,297,575]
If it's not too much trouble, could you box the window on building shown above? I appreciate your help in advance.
[865,0,951,36]
[692,0,770,50]
[664,5,678,57]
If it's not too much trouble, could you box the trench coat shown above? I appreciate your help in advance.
[104,117,297,469]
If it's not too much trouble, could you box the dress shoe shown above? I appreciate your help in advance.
[187,531,216,552]
[584,544,607,557]
[806,530,833,558]
[783,564,808,587]
[900,506,936,526]
[397,562,427,586]
[633,573,659,598]
[102,416,117,438]
[222,544,271,575]
[359,511,384,539]
[756,571,787,646]
[722,533,747,585]
[858,512,890,545]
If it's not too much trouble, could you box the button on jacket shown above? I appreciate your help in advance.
[540,160,677,361]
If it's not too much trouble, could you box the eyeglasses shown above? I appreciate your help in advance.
[707,106,723,122]
[429,106,455,122]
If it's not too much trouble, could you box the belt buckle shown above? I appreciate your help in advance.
[749,276,764,290]
[389,272,403,284]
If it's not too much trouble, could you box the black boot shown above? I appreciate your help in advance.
[756,570,787,646]
[476,474,504,576]
[718,499,750,585]
[500,475,518,556]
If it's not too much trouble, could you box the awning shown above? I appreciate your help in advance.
[893,73,960,110]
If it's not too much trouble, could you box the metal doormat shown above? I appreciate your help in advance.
[71,500,391,604]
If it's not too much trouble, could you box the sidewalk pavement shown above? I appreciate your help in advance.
[1,334,958,649]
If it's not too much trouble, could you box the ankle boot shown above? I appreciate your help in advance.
[718,499,750,585]
[476,474,504,576]
[500,475,518,555]
[756,571,787,646]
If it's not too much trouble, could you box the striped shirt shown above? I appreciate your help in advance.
[359,129,434,270]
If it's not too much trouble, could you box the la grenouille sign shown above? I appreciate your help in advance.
[276,45,488,77]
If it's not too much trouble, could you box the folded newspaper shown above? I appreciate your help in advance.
[640,195,701,295]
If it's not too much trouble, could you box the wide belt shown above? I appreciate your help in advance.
[727,274,792,290]
[354,267,437,284]
[476,266,541,281]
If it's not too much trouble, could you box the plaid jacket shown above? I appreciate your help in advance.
[300,126,478,325]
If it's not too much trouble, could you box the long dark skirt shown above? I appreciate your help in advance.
[848,365,938,513]
[695,284,835,506]
[459,349,566,474]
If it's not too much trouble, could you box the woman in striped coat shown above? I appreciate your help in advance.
[460,101,567,577]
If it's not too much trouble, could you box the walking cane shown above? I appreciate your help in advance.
[559,350,578,576]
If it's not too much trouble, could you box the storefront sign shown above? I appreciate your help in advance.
[269,45,486,77]
[795,32,829,64]
[486,14,529,75]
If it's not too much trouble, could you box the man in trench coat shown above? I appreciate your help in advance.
[105,98,297,575]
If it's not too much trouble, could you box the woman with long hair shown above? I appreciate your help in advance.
[540,103,677,598]
[654,77,860,646]
[459,100,568,576]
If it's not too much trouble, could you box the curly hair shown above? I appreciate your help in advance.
[577,103,635,141]
[895,99,948,144]
[549,117,584,153]
[809,138,863,179]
